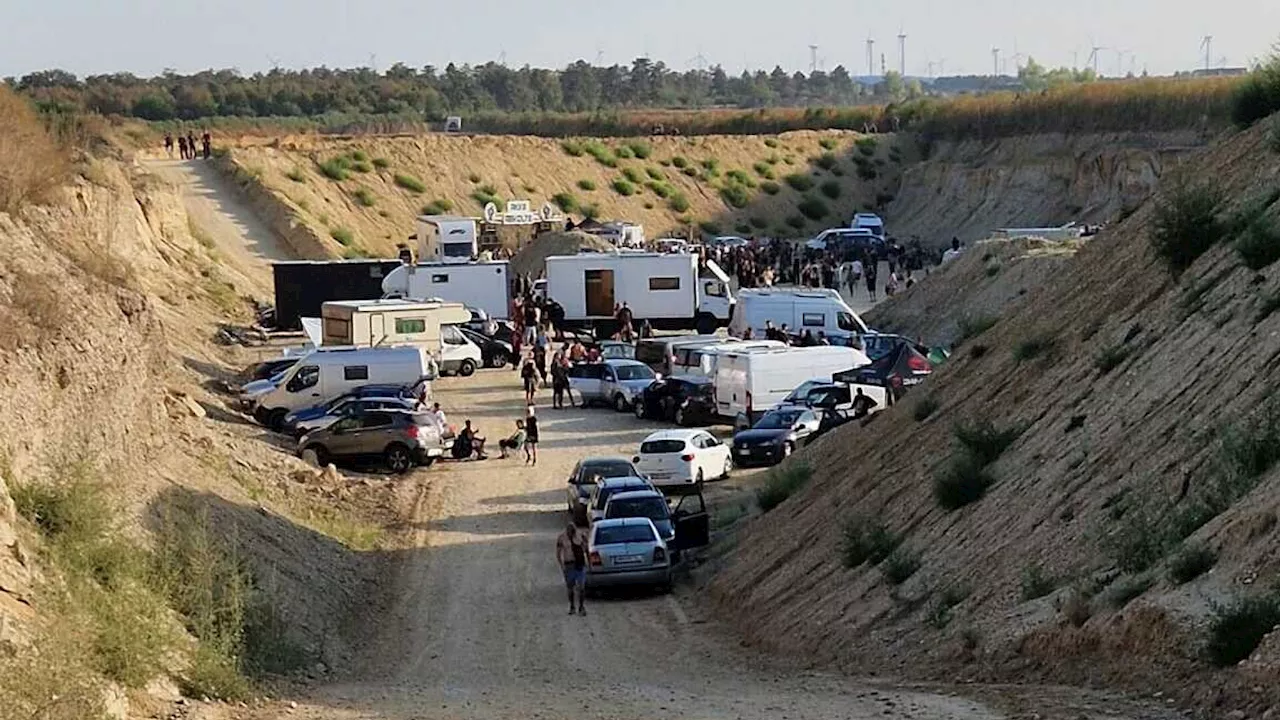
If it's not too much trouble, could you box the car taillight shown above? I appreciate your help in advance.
[907,355,931,372]
[680,453,694,461]
[406,424,419,439]
[589,551,602,567]
[653,547,666,563]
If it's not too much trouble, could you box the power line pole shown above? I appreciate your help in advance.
[866,37,876,77]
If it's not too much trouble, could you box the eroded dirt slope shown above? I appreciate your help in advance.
[709,121,1280,718]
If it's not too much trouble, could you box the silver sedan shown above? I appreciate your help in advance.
[585,517,672,591]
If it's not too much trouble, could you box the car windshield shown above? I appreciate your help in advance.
[595,484,646,509]
[579,461,638,483]
[634,341,667,365]
[606,497,669,522]
[756,410,803,429]
[595,524,657,545]
[784,380,824,403]
[641,439,686,454]
[614,364,655,381]
[863,335,899,360]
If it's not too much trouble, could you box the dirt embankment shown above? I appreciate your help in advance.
[709,122,1280,718]
[885,131,1207,249]
[218,131,906,258]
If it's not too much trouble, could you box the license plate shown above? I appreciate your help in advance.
[615,555,643,565]
[736,449,750,455]
[649,472,672,479]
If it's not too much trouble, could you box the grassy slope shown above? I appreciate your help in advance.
[709,120,1280,717]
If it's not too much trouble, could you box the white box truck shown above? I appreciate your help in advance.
[251,346,435,430]
[381,260,511,320]
[729,288,868,344]
[319,299,483,377]
[541,252,733,336]
[713,345,870,427]
[414,215,478,263]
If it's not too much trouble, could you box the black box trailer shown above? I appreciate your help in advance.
[272,260,403,330]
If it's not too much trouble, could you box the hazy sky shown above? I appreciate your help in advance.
[4,0,1278,79]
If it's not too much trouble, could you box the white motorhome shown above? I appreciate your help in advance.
[584,221,645,249]
[415,216,478,263]
[713,345,870,426]
[252,346,435,430]
[319,299,481,376]
[729,288,868,343]
[541,252,733,336]
[381,260,511,320]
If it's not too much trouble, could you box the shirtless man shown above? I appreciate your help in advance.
[555,523,587,615]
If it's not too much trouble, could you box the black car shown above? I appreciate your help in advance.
[731,406,822,466]
[634,376,718,426]
[459,326,514,368]
[566,456,645,525]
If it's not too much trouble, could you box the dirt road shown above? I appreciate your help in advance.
[237,370,1177,720]
[144,157,295,298]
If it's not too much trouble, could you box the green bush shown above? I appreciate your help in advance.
[349,160,372,173]
[765,154,780,165]
[626,141,652,159]
[350,150,368,162]
[561,140,585,156]
[764,137,779,148]
[958,314,998,341]
[856,136,879,156]
[580,203,600,219]
[1216,398,1280,494]
[881,547,922,585]
[953,420,1021,465]
[393,173,426,194]
[421,198,453,214]
[926,585,969,629]
[330,227,354,246]
[701,157,720,173]
[1149,180,1226,272]
[646,180,674,198]
[577,178,597,191]
[784,173,814,191]
[753,161,775,180]
[645,166,665,180]
[933,453,995,510]
[876,191,896,206]
[614,145,634,159]
[726,169,755,187]
[317,157,349,181]
[1019,563,1056,601]
[668,192,691,213]
[611,178,637,196]
[756,462,813,512]
[285,168,305,183]
[681,166,699,177]
[735,222,752,234]
[551,192,578,213]
[749,216,768,229]
[1234,218,1280,270]
[785,215,806,230]
[912,396,939,421]
[1167,542,1217,584]
[1013,333,1057,363]
[719,184,750,208]
[1094,343,1133,374]
[819,137,837,150]
[671,155,689,169]
[622,167,644,184]
[819,180,841,199]
[1230,54,1280,127]
[472,184,500,206]
[583,140,616,167]
[1268,115,1280,154]
[1101,573,1154,608]
[814,152,839,171]
[372,157,390,169]
[350,187,375,207]
[840,518,901,568]
[1207,593,1280,666]
[797,196,829,220]
[761,180,781,195]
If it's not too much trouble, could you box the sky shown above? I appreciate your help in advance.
[3,0,1278,80]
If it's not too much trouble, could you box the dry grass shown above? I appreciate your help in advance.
[0,85,70,213]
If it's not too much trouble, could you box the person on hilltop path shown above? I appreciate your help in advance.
[177,135,188,160]
[186,132,197,161]
[201,131,212,160]
[164,133,174,157]
[556,523,587,616]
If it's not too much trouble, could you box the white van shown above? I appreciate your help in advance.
[713,346,870,427]
[438,325,484,377]
[252,347,434,430]
[684,340,786,377]
[729,288,868,343]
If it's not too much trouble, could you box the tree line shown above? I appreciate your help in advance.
[4,58,1072,122]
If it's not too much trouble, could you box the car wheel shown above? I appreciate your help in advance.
[488,351,507,369]
[458,359,477,377]
[721,455,733,479]
[613,393,628,413]
[267,408,288,432]
[301,444,328,468]
[634,401,647,419]
[384,443,415,474]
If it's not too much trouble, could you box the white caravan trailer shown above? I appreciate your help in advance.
[541,252,733,336]
[713,345,870,427]
[320,299,471,352]
[381,260,511,319]
[414,216,478,263]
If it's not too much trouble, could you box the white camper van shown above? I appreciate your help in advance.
[252,346,435,430]
[415,216,478,263]
[320,299,482,377]
[381,260,511,320]
[729,288,868,343]
[541,252,733,336]
[713,345,869,426]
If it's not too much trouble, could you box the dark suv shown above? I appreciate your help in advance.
[298,410,445,473]
[634,376,718,426]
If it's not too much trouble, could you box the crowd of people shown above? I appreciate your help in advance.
[163,131,213,160]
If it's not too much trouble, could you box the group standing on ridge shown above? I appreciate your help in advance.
[164,131,213,160]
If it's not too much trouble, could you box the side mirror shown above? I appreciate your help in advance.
[632,456,641,464]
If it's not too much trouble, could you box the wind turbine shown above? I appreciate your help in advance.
[809,44,820,74]
[1087,44,1107,75]
[992,47,1001,77]
[866,37,876,77]
[687,47,710,72]
[1201,35,1213,71]
[1010,38,1027,72]
[898,28,907,77]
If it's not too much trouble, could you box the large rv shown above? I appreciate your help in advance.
[320,298,482,377]
[380,260,511,320]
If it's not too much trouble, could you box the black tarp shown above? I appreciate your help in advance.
[833,341,932,402]
[272,260,403,330]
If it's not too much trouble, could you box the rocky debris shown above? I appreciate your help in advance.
[0,472,31,607]
[167,390,208,419]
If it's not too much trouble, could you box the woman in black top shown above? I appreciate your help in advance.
[524,406,539,466]
[521,359,538,405]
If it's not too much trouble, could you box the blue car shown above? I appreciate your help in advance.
[280,381,427,435]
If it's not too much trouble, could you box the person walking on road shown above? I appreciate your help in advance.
[550,352,573,409]
[556,523,587,615]
[864,254,878,303]
[186,132,197,161]
[524,405,539,465]
[164,133,174,157]
[177,135,188,160]
[201,131,212,160]
[521,358,539,405]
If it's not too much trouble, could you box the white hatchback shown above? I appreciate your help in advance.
[633,429,732,488]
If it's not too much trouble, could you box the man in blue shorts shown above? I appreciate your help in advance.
[556,523,587,615]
